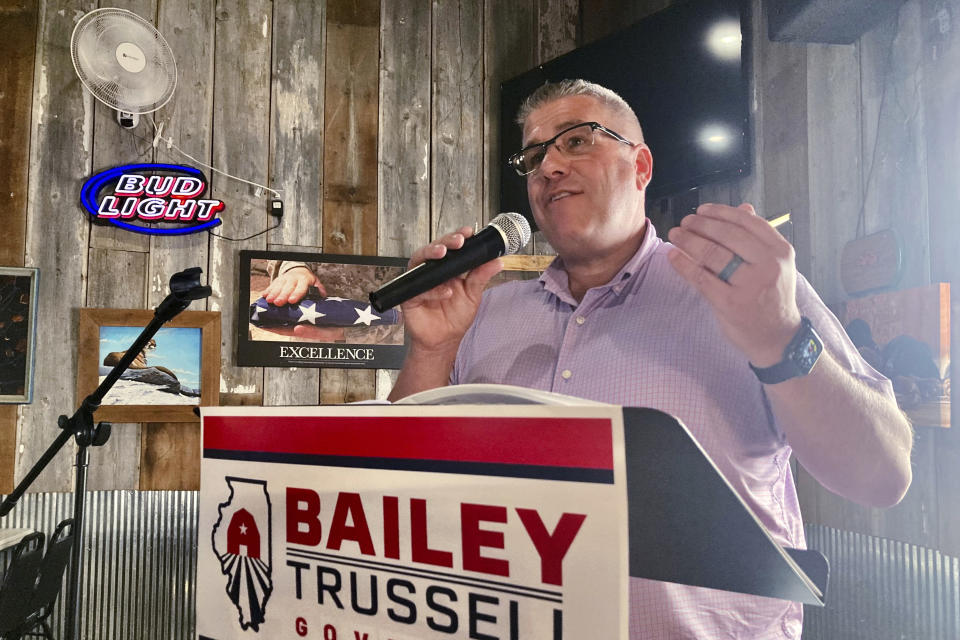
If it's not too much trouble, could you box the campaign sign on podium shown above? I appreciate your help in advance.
[197,405,630,640]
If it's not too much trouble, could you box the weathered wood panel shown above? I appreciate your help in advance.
[262,368,319,407]
[922,0,960,558]
[0,0,37,493]
[84,248,146,490]
[805,43,861,305]
[500,254,557,271]
[138,422,200,490]
[132,0,218,488]
[86,0,155,253]
[375,369,398,401]
[431,0,484,237]
[81,0,153,491]
[0,404,16,493]
[380,0,431,256]
[318,0,381,404]
[207,0,273,404]
[376,0,433,401]
[150,0,215,308]
[17,0,96,492]
[0,0,36,267]
[323,0,379,256]
[485,0,536,223]
[536,0,579,62]
[759,41,809,276]
[858,7,930,293]
[262,0,326,408]
[319,368,378,405]
[270,0,326,249]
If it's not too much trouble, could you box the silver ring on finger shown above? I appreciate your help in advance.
[717,253,744,283]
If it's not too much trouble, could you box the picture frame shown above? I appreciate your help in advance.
[238,250,408,369]
[836,283,950,428]
[77,308,221,422]
[0,267,40,403]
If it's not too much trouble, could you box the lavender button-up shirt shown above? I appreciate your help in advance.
[451,223,893,639]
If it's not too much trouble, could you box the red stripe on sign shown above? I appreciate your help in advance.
[203,415,613,470]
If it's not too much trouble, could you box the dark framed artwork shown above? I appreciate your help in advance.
[238,250,408,368]
[77,308,221,422]
[0,267,39,403]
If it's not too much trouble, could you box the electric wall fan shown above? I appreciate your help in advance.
[71,7,177,128]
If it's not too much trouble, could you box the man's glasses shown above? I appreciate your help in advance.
[508,121,636,176]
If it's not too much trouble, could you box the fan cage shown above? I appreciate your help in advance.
[70,8,178,115]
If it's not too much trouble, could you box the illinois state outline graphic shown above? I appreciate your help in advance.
[212,477,273,631]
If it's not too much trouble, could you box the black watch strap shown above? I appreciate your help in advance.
[749,317,823,384]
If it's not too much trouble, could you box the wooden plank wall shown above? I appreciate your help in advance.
[2,0,578,494]
[320,0,380,406]
[138,0,215,490]
[0,0,37,494]
[16,0,96,493]
[263,0,326,409]
[84,0,153,491]
[8,0,956,560]
[583,0,960,558]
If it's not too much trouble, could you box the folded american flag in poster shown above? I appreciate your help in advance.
[250,292,401,328]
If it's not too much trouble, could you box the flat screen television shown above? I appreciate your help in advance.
[499,0,751,224]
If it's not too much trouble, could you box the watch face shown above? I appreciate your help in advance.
[789,333,822,373]
[751,318,823,383]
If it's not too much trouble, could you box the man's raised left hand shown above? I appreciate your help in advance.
[666,203,802,368]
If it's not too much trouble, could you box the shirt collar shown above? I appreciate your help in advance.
[539,220,663,302]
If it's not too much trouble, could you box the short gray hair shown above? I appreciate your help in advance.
[515,79,643,141]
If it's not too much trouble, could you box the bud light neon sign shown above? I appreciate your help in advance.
[80,163,224,235]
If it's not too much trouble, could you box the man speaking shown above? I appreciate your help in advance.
[388,79,913,639]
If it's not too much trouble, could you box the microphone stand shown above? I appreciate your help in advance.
[0,267,212,640]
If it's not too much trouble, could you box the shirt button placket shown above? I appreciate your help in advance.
[557,313,586,386]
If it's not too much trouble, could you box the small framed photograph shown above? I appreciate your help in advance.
[77,308,221,422]
[238,250,408,369]
[0,267,39,403]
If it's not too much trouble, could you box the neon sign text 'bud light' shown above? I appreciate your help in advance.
[80,163,225,235]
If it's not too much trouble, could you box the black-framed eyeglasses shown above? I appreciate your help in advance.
[508,121,636,176]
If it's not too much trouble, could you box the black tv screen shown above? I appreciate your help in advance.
[499,0,750,223]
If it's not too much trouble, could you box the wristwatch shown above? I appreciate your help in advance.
[749,317,823,384]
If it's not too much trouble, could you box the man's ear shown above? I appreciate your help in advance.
[635,144,653,191]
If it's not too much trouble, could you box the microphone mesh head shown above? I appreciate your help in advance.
[490,212,532,255]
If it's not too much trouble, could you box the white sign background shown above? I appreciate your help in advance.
[197,404,628,640]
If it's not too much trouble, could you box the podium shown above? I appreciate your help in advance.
[196,385,826,640]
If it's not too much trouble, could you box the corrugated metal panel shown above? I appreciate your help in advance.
[4,496,960,639]
[0,490,197,640]
[804,523,960,640]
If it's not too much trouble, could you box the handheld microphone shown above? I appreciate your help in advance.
[370,212,532,312]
